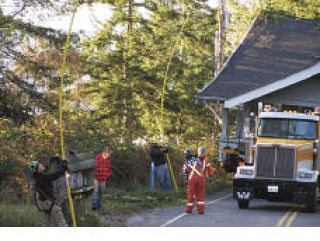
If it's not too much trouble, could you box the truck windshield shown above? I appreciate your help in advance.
[258,118,317,140]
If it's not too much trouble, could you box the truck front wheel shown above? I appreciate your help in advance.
[238,199,249,209]
[306,189,317,213]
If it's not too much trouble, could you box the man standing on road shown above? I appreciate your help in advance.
[185,146,213,214]
[92,146,111,210]
[150,142,172,191]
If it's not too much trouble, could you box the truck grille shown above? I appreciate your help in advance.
[255,145,295,179]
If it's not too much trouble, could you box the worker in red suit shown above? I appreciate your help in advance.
[184,146,213,214]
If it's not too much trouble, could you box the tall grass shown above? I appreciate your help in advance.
[0,203,106,227]
[0,204,42,227]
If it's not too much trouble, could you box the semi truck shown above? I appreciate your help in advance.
[233,109,320,212]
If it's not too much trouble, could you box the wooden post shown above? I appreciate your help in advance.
[214,30,220,75]
[219,0,226,68]
[236,105,244,139]
[222,107,229,139]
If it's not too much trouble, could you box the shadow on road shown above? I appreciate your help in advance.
[248,203,319,213]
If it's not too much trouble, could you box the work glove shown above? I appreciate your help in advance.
[61,160,68,172]
[162,146,168,153]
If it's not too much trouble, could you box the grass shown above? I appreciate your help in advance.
[76,210,107,227]
[0,204,42,227]
[0,174,232,227]
[96,174,233,226]
[0,202,106,227]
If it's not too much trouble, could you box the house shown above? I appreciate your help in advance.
[196,14,320,164]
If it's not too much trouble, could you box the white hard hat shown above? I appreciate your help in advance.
[198,146,206,153]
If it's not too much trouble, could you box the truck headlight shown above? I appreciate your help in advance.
[239,169,253,176]
[298,172,313,179]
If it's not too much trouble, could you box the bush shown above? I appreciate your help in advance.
[106,142,224,189]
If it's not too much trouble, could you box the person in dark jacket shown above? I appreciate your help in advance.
[28,158,68,227]
[150,143,172,191]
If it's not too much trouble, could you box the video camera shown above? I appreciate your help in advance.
[150,145,168,159]
[184,149,197,160]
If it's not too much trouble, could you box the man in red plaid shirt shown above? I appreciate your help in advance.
[92,146,111,210]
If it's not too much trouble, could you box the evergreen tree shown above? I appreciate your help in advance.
[0,0,78,123]
[81,0,219,146]
[225,0,320,57]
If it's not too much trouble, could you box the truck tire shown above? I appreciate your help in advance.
[306,196,317,213]
[306,187,317,213]
[238,199,249,209]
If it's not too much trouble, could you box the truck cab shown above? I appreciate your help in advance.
[233,111,320,212]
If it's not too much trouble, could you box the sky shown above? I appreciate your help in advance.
[2,0,221,36]
[33,3,113,36]
[38,0,220,35]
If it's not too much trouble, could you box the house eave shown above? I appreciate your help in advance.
[224,61,320,108]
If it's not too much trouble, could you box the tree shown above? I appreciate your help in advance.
[0,0,82,187]
[0,0,82,123]
[225,0,320,57]
[79,0,219,147]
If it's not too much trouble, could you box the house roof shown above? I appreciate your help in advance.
[196,15,320,105]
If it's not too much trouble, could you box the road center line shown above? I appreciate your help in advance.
[160,194,232,227]
[277,204,301,227]
[285,211,299,227]
[276,211,291,227]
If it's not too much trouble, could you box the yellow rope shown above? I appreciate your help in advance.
[59,1,79,227]
[159,11,189,192]
[166,153,178,191]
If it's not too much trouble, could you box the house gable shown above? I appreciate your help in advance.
[196,15,320,104]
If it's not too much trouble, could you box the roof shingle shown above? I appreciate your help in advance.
[196,16,320,100]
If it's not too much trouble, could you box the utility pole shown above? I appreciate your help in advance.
[212,0,228,130]
[214,30,220,76]
[219,0,226,70]
[215,0,226,76]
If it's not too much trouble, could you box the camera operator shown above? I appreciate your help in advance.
[149,142,172,191]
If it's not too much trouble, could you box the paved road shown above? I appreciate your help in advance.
[126,189,320,227]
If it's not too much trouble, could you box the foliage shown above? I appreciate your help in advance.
[0,0,79,123]
[225,0,320,56]
[265,0,320,20]
[0,116,60,202]
[80,0,219,146]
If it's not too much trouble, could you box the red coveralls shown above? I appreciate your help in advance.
[186,157,213,214]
